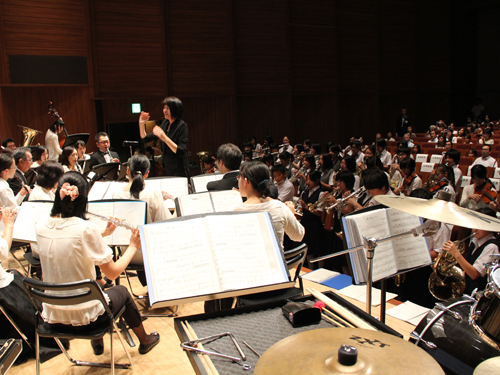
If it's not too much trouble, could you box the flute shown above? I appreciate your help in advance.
[86,211,135,230]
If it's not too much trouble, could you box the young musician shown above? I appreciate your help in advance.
[207,143,242,191]
[394,158,422,196]
[429,164,455,198]
[31,146,48,169]
[0,152,29,209]
[375,139,392,170]
[138,97,189,178]
[348,168,395,210]
[60,146,83,173]
[319,153,335,191]
[272,163,295,203]
[460,165,497,210]
[442,207,500,295]
[296,154,316,193]
[35,172,160,355]
[45,118,64,161]
[328,144,342,172]
[341,156,360,190]
[278,151,293,179]
[444,149,463,191]
[234,161,304,247]
[298,170,326,268]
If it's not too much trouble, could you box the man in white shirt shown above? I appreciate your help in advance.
[349,140,365,165]
[444,149,463,191]
[472,144,497,168]
[428,130,438,143]
[403,133,414,148]
[272,164,294,202]
[376,139,392,170]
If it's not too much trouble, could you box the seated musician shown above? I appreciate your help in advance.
[0,152,29,210]
[298,170,326,268]
[394,158,422,196]
[31,146,48,169]
[348,168,395,210]
[7,147,33,197]
[35,172,160,355]
[375,139,392,171]
[60,146,83,174]
[202,156,216,173]
[296,154,316,194]
[278,151,293,179]
[460,165,497,210]
[319,153,335,192]
[207,143,242,191]
[442,207,500,295]
[428,164,455,199]
[357,145,375,172]
[328,144,342,172]
[325,171,356,217]
[272,164,294,203]
[76,140,91,161]
[444,149,462,191]
[341,156,360,190]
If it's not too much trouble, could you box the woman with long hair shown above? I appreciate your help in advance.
[35,172,160,355]
[60,146,82,173]
[45,119,65,161]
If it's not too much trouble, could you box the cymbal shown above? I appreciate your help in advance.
[254,328,444,375]
[373,195,500,232]
[474,356,500,375]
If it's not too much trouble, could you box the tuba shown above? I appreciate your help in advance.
[17,125,42,146]
[196,151,210,173]
[428,233,473,300]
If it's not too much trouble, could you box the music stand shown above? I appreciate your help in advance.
[63,133,90,148]
[91,162,119,182]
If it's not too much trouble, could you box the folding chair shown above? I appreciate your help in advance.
[22,277,132,375]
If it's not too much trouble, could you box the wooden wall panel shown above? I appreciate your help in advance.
[336,10,378,93]
[289,0,335,26]
[338,94,379,145]
[379,93,418,133]
[168,0,234,96]
[233,0,288,95]
[236,95,289,146]
[92,0,166,97]
[417,93,451,127]
[0,86,96,150]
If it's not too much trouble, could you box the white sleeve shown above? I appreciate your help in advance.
[0,187,22,209]
[150,190,173,222]
[282,204,305,242]
[0,239,9,262]
[473,243,499,276]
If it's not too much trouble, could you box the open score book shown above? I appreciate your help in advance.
[343,207,431,284]
[139,211,293,307]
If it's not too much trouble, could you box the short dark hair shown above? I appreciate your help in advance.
[343,156,356,173]
[129,154,150,199]
[241,161,272,198]
[303,139,312,148]
[51,172,89,219]
[162,96,183,119]
[400,158,416,172]
[304,154,316,170]
[217,143,242,171]
[272,164,286,175]
[308,170,321,184]
[33,146,47,162]
[376,139,387,149]
[312,144,321,154]
[1,138,15,148]
[262,154,274,165]
[36,160,64,189]
[350,140,361,149]
[294,144,304,154]
[409,188,432,199]
[76,140,86,149]
[329,144,341,154]
[471,165,487,179]
[279,151,291,161]
[363,168,389,190]
[95,131,108,143]
[321,153,333,171]
[0,153,14,172]
[397,147,411,157]
[481,144,492,151]
[13,147,30,165]
[336,171,355,191]
[364,156,384,171]
[59,146,76,167]
[444,149,461,165]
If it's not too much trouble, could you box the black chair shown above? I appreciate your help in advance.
[23,252,41,278]
[237,243,308,307]
[22,277,132,375]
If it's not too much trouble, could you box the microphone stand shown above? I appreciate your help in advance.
[311,220,440,318]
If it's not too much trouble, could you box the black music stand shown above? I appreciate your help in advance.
[90,162,119,182]
[63,133,90,148]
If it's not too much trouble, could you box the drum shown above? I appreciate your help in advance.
[470,263,500,345]
[413,296,500,375]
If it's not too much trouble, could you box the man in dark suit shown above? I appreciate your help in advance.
[88,132,120,170]
[207,143,242,191]
[396,108,410,137]
[7,147,33,197]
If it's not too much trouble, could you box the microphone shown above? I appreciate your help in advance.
[122,140,139,147]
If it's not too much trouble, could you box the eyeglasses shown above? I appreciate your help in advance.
[98,140,110,144]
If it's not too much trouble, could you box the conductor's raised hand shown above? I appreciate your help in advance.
[152,125,166,140]
[139,111,150,125]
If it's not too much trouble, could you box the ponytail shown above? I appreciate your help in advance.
[129,154,150,199]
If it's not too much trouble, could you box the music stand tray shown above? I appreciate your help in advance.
[91,162,120,182]
[63,133,90,148]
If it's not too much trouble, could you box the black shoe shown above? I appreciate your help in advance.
[103,277,114,289]
[138,332,160,355]
[91,340,104,355]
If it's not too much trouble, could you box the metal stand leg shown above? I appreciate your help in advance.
[364,237,377,315]
[380,279,387,323]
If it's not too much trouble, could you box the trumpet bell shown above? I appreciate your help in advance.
[196,151,210,173]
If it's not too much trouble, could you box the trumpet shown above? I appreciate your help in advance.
[294,200,303,217]
[326,187,366,213]
[86,211,135,231]
[307,190,338,212]
[289,165,306,183]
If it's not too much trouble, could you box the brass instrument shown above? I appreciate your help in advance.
[196,151,210,173]
[17,125,42,146]
[428,232,475,301]
[294,200,303,217]
[326,187,366,213]
[290,165,306,184]
[307,190,337,212]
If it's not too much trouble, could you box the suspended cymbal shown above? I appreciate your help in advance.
[474,356,500,375]
[373,195,500,232]
[254,328,444,375]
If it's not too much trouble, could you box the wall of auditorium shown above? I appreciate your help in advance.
[0,0,498,157]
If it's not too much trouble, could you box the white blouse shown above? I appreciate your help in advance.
[0,238,14,289]
[35,217,113,325]
[45,129,62,161]
[0,178,24,210]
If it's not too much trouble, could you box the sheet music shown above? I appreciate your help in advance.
[145,178,189,209]
[210,190,243,212]
[88,181,110,201]
[191,174,223,193]
[178,193,214,216]
[103,182,127,200]
[204,214,287,291]
[387,209,431,270]
[87,202,114,245]
[141,218,220,302]
[12,202,53,242]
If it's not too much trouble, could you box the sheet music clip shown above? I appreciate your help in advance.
[181,332,246,362]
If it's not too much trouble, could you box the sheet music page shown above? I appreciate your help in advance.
[192,174,222,193]
[103,181,127,200]
[140,218,220,303]
[86,202,114,245]
[387,208,431,270]
[161,177,189,209]
[210,190,243,212]
[345,209,398,282]
[111,201,146,245]
[88,181,111,201]
[13,202,53,242]
[178,193,214,216]
[203,213,288,291]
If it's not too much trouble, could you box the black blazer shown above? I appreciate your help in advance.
[206,171,239,191]
[7,169,29,196]
[88,150,120,170]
